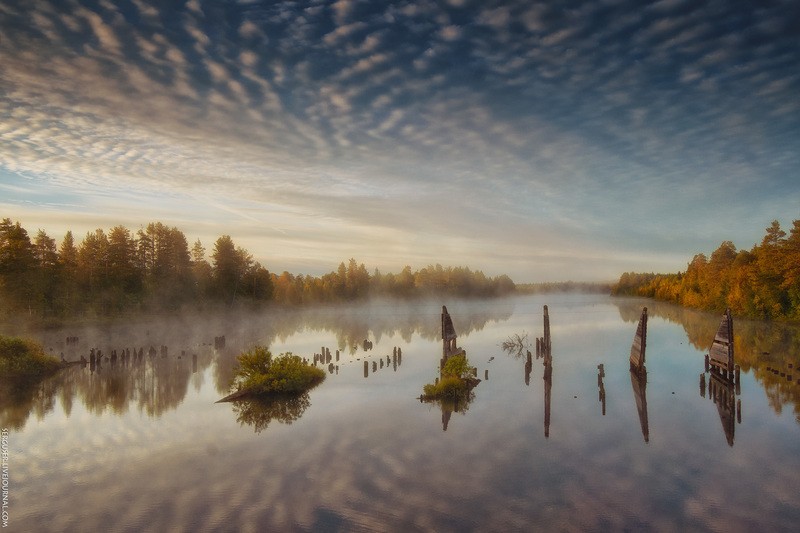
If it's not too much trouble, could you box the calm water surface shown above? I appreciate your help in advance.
[2,294,800,532]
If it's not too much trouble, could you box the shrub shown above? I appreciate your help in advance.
[423,375,468,399]
[421,353,476,401]
[442,353,471,379]
[0,335,61,377]
[234,346,325,395]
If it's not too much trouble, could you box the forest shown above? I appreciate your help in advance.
[0,217,515,320]
[613,219,800,321]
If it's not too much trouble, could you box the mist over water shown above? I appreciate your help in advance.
[2,294,800,531]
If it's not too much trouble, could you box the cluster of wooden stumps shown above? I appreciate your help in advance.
[764,362,797,383]
[308,347,340,375]
[363,347,403,378]
[59,337,201,376]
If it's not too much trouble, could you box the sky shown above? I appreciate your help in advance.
[1,0,799,283]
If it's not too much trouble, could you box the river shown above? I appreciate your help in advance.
[2,294,799,531]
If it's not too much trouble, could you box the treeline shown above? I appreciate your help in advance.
[516,281,613,294]
[0,217,515,319]
[612,219,800,321]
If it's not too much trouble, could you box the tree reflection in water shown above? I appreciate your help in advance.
[615,297,800,420]
[0,376,61,430]
[0,349,217,429]
[420,392,476,432]
[230,392,312,434]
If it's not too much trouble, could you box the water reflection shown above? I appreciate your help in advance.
[419,305,481,431]
[9,295,800,531]
[543,356,552,438]
[362,347,402,378]
[230,393,312,434]
[630,369,649,443]
[0,346,216,429]
[536,305,553,438]
[614,297,800,420]
[704,371,742,446]
[597,364,606,416]
[1,300,512,428]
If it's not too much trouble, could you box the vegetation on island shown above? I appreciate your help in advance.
[0,334,61,378]
[0,217,515,321]
[230,393,312,434]
[421,353,478,401]
[613,219,800,321]
[222,346,326,400]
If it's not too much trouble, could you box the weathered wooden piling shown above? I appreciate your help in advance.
[708,308,734,376]
[629,308,647,375]
[363,360,368,378]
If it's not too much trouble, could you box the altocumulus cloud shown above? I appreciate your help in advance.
[1,0,799,281]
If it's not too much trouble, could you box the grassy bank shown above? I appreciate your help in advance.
[0,335,61,377]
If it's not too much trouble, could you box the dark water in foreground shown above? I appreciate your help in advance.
[2,294,800,532]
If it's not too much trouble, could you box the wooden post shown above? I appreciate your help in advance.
[543,305,550,356]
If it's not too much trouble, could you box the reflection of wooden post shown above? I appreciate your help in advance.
[631,370,649,443]
[598,364,606,416]
[700,373,706,398]
[363,360,368,378]
[543,359,552,438]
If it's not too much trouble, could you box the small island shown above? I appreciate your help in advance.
[0,334,61,379]
[218,346,326,402]
[420,306,481,403]
[420,352,480,401]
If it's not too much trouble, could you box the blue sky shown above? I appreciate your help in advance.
[1,0,798,282]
